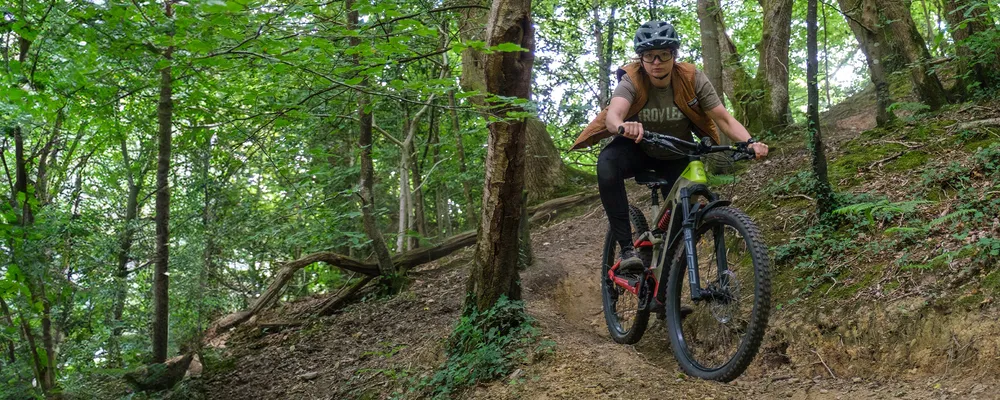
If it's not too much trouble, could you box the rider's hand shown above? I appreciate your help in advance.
[619,121,644,143]
[749,142,769,159]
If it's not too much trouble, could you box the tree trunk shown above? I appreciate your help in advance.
[466,0,535,312]
[943,0,999,96]
[447,89,476,228]
[430,109,453,238]
[0,297,15,364]
[837,0,896,126]
[108,139,144,368]
[151,0,175,364]
[523,118,566,203]
[459,0,490,105]
[881,0,949,110]
[807,0,835,218]
[593,0,615,108]
[408,133,426,249]
[350,0,396,286]
[839,0,948,114]
[12,127,59,394]
[698,0,725,108]
[756,0,794,130]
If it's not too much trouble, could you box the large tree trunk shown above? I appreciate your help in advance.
[523,118,566,203]
[458,0,490,105]
[457,0,564,204]
[756,0,794,130]
[837,0,896,125]
[807,0,835,218]
[350,0,396,286]
[838,0,948,118]
[697,0,725,108]
[152,0,175,364]
[466,0,535,312]
[943,0,999,97]
[881,0,948,110]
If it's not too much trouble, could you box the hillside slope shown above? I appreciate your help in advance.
[198,94,1000,399]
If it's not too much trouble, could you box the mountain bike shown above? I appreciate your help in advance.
[600,129,771,382]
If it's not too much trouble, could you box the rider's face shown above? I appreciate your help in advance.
[641,50,674,78]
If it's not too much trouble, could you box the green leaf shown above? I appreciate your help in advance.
[491,43,526,52]
[345,76,364,85]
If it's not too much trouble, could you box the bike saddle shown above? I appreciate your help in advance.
[634,169,672,186]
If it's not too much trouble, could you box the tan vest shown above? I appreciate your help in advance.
[570,62,720,150]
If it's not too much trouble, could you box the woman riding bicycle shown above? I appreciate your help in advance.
[572,21,770,275]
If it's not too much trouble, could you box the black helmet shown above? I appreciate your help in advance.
[633,21,680,54]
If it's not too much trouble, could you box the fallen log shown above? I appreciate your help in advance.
[207,190,600,335]
[950,117,1000,132]
[315,275,377,316]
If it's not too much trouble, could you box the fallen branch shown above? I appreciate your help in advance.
[207,190,602,335]
[775,194,815,202]
[950,118,1000,132]
[315,275,376,316]
[812,349,838,380]
[527,192,601,223]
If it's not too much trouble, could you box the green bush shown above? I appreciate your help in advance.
[416,295,553,399]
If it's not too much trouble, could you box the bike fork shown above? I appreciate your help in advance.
[680,194,702,301]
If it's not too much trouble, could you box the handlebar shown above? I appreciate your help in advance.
[617,126,757,160]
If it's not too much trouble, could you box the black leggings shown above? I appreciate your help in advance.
[597,136,689,250]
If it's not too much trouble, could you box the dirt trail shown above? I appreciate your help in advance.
[468,198,994,399]
[470,103,999,398]
[205,94,1000,399]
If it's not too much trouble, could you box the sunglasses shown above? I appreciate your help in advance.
[641,52,674,63]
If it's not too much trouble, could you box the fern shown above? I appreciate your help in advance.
[833,200,934,226]
[929,208,979,228]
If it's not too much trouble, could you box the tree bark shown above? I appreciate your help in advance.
[807,0,835,218]
[350,0,396,285]
[593,0,615,108]
[756,0,794,130]
[152,0,175,364]
[882,0,949,110]
[838,0,948,115]
[466,0,535,312]
[837,0,896,126]
[458,0,490,105]
[698,0,725,108]
[943,0,999,96]
[108,139,144,368]
[0,297,15,364]
[447,89,476,228]
[523,118,566,203]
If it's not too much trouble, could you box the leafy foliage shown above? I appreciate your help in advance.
[417,295,552,398]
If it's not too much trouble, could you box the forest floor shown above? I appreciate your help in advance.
[198,91,1000,399]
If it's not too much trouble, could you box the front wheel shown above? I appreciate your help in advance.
[665,206,771,382]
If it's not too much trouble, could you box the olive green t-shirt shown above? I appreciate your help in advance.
[612,69,722,143]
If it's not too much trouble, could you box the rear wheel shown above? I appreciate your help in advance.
[601,212,651,344]
[664,206,770,381]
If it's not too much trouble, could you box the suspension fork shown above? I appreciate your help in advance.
[680,191,702,301]
[714,226,730,288]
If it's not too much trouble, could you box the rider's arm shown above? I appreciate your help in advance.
[606,97,644,142]
[605,97,631,133]
[705,104,751,142]
[705,104,769,158]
